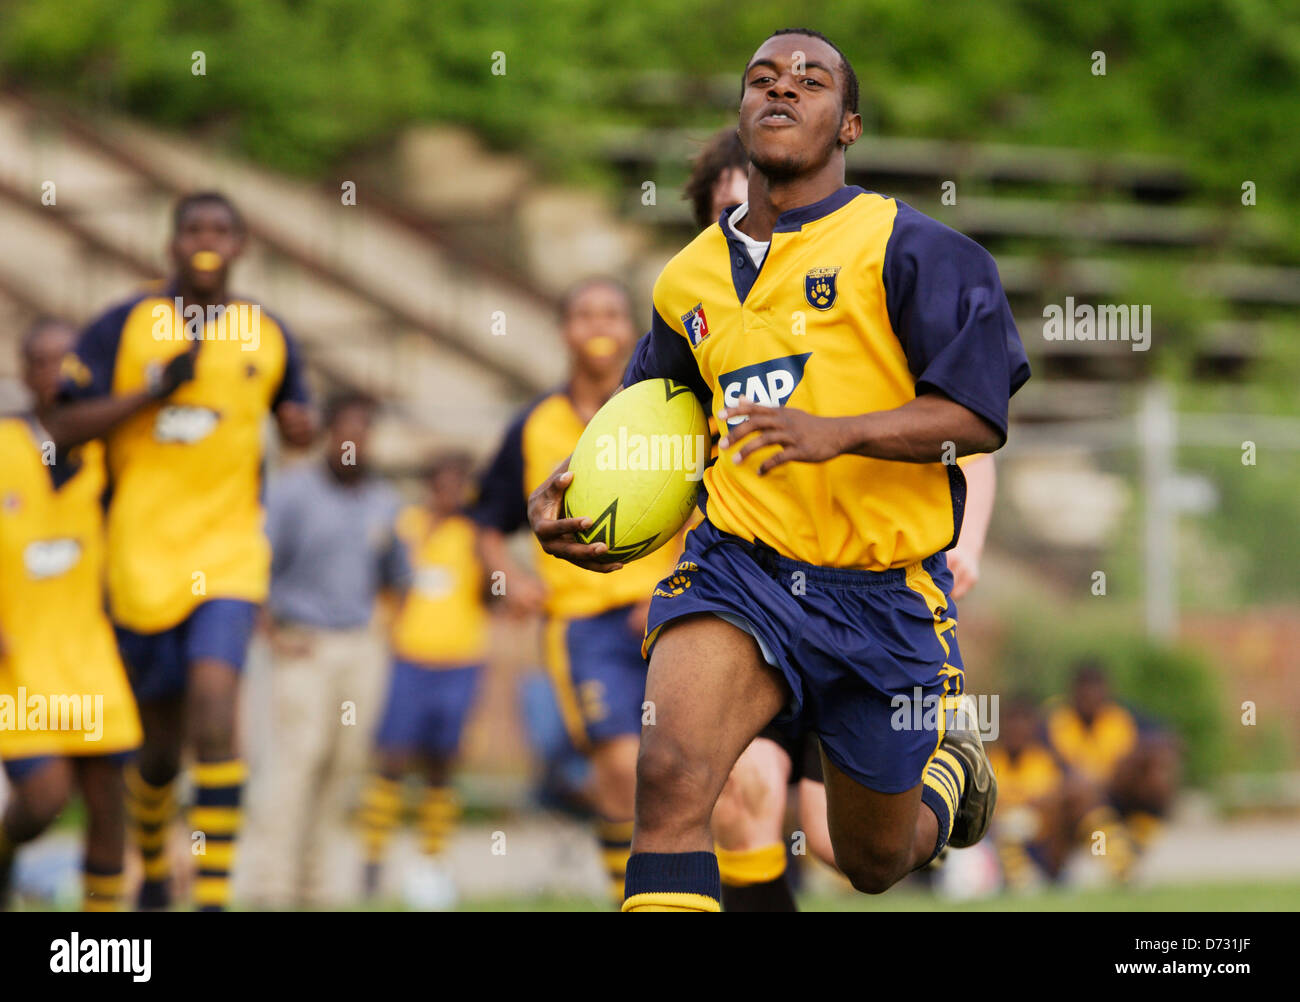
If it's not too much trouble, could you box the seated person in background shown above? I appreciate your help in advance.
[1046,658,1180,858]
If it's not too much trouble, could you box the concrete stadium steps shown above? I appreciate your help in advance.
[0,92,560,457]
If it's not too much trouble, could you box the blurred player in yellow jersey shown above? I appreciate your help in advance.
[43,192,316,910]
[471,278,681,903]
[0,319,142,911]
[686,129,1000,909]
[360,453,487,909]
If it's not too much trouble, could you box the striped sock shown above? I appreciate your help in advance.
[1078,805,1137,882]
[83,861,126,912]
[622,851,721,912]
[190,759,246,912]
[417,785,460,858]
[920,748,968,864]
[597,819,634,904]
[717,842,796,912]
[359,774,404,868]
[125,765,176,909]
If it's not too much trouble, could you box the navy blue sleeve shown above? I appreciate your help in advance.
[623,308,712,409]
[467,409,530,535]
[270,313,311,408]
[58,298,138,402]
[882,202,1030,442]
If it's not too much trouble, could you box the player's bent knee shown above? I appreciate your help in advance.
[834,843,911,895]
[635,733,717,833]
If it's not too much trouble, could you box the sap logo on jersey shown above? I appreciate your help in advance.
[718,353,811,427]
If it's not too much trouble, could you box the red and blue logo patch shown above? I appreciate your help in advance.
[681,302,710,348]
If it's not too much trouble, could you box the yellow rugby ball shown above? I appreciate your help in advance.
[563,378,709,562]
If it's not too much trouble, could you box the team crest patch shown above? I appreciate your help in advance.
[804,267,841,311]
[681,302,710,348]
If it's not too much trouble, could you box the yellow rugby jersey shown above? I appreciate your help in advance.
[60,286,310,632]
[1046,702,1139,783]
[625,186,1030,570]
[988,742,1066,809]
[390,508,488,666]
[471,390,678,618]
[0,420,141,758]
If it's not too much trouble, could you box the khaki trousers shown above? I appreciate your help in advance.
[242,622,387,908]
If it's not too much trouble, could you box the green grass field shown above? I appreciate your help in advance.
[454,880,1300,912]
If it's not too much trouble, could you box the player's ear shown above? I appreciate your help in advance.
[839,111,863,150]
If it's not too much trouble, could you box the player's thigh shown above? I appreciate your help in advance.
[638,614,789,817]
[74,755,126,821]
[5,758,75,833]
[820,746,924,883]
[796,777,836,870]
[712,737,791,849]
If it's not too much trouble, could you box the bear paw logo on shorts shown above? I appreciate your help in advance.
[153,405,220,444]
[654,560,698,598]
[718,354,812,427]
[804,266,841,310]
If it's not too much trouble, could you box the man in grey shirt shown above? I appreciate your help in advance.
[245,392,410,908]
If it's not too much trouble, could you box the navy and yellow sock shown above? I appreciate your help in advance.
[598,819,634,904]
[83,861,126,912]
[717,842,797,912]
[125,765,176,908]
[622,851,721,912]
[920,748,968,864]
[1078,805,1137,882]
[190,759,246,912]
[359,774,403,868]
[417,785,460,859]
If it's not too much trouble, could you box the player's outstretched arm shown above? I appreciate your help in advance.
[721,391,1002,475]
[527,459,624,573]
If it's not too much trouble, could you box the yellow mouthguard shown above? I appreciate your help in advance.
[190,250,224,271]
[584,335,618,359]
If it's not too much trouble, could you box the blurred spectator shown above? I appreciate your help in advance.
[242,392,409,908]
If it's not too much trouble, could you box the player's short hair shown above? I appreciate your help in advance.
[424,450,475,481]
[558,276,633,324]
[172,191,245,236]
[766,27,860,116]
[323,390,377,427]
[20,315,75,358]
[1070,657,1109,686]
[684,128,749,230]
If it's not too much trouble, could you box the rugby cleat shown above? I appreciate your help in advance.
[943,695,997,848]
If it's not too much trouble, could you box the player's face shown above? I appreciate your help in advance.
[327,405,372,477]
[429,465,469,514]
[1073,677,1108,720]
[710,166,749,221]
[21,324,75,408]
[170,202,245,297]
[562,283,636,380]
[1002,708,1036,754]
[738,35,858,182]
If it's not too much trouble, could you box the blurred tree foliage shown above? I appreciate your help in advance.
[1,0,1297,235]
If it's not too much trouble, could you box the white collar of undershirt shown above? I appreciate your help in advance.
[727,202,769,268]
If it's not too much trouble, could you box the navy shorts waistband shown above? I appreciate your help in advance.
[698,521,946,589]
